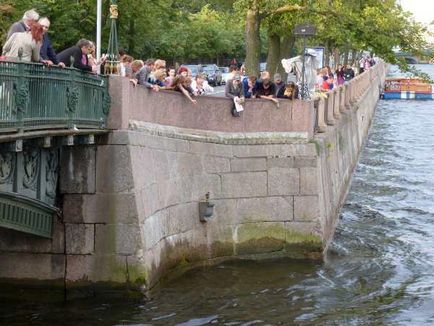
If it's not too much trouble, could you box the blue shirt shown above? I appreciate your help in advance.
[40,34,59,64]
[243,77,256,98]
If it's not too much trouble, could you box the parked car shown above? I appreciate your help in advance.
[219,66,230,84]
[180,64,202,77]
[202,64,222,86]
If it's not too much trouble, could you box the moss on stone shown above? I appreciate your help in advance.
[210,240,234,257]
[126,264,149,286]
[338,132,346,151]
[236,223,286,255]
[309,139,322,156]
[286,229,322,245]
[92,255,128,283]
[237,223,286,243]
[285,229,323,260]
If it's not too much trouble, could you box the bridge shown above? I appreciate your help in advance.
[0,59,386,292]
[0,60,110,239]
[395,49,434,64]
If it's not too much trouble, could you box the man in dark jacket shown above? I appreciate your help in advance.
[6,9,39,40]
[57,39,94,72]
[343,65,355,82]
[38,17,64,67]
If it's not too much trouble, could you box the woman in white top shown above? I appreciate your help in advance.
[2,23,44,62]
[191,74,214,96]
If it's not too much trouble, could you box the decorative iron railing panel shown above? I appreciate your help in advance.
[0,191,58,238]
[0,61,110,132]
[0,142,61,238]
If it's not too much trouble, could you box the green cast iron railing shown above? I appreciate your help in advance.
[0,61,110,133]
[0,191,58,238]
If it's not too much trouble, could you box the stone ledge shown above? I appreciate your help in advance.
[129,121,309,145]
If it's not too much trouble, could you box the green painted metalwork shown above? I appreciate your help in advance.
[0,141,61,237]
[105,0,120,75]
[0,191,58,238]
[0,61,110,133]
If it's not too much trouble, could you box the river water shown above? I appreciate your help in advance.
[2,65,434,326]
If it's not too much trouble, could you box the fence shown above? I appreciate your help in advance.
[0,61,110,133]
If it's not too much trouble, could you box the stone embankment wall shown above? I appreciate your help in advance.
[0,63,385,290]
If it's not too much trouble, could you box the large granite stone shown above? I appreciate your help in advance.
[235,222,286,255]
[221,172,267,198]
[142,209,169,250]
[0,253,65,280]
[65,224,94,255]
[0,221,64,254]
[130,146,156,190]
[231,158,267,172]
[236,196,293,223]
[63,192,139,224]
[203,156,231,174]
[268,167,300,196]
[294,196,320,221]
[96,145,134,193]
[267,157,295,169]
[66,254,127,283]
[300,167,319,195]
[167,202,198,236]
[94,224,142,255]
[60,146,96,194]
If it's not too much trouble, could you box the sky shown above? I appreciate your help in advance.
[399,0,433,25]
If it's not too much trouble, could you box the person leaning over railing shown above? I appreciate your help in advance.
[254,71,279,108]
[2,23,46,63]
[38,17,65,68]
[277,81,299,100]
[171,75,197,105]
[129,60,159,91]
[57,39,96,73]
[225,73,245,117]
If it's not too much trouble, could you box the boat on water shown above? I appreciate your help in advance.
[381,77,434,100]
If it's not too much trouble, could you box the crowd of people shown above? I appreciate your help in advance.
[223,61,364,116]
[1,9,102,72]
[1,8,374,118]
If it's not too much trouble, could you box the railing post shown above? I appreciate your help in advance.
[344,84,350,110]
[14,57,29,132]
[333,88,341,119]
[326,91,336,125]
[66,68,79,129]
[316,97,327,133]
[339,85,346,113]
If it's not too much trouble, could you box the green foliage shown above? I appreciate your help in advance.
[0,0,429,72]
[0,0,242,64]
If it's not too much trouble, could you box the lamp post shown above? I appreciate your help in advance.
[293,23,316,99]
[96,0,102,66]
[105,0,120,75]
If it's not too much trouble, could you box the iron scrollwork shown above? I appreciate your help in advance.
[0,151,15,184]
[66,85,80,113]
[13,81,29,113]
[23,149,40,190]
[45,149,59,199]
[102,91,111,115]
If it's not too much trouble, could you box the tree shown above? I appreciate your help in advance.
[235,0,303,76]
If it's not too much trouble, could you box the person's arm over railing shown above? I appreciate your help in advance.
[178,84,197,105]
